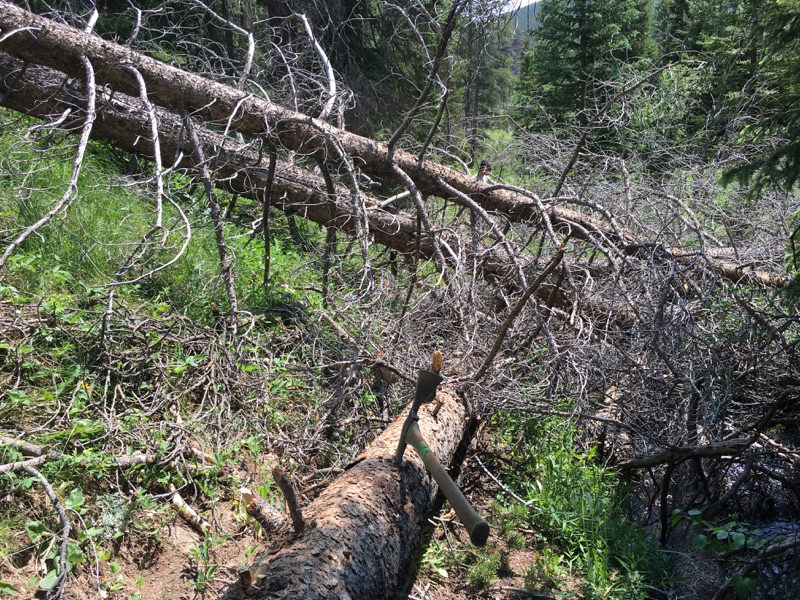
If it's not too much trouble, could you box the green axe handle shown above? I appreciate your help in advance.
[405,420,490,546]
[393,369,443,468]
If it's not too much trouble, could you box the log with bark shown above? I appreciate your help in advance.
[0,52,625,328]
[0,53,510,276]
[617,438,753,469]
[0,3,786,287]
[0,53,777,336]
[221,388,470,600]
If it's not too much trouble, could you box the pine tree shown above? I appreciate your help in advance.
[654,0,795,171]
[654,0,692,55]
[724,0,800,191]
[451,2,516,161]
[515,0,652,128]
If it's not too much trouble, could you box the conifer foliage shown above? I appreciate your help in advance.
[516,0,652,127]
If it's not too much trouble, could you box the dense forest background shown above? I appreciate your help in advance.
[1,1,799,599]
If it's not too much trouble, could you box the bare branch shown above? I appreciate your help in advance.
[22,466,71,600]
[0,55,95,270]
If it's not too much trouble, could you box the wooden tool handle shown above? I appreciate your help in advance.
[431,350,442,374]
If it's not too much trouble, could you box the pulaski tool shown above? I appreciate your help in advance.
[394,353,490,546]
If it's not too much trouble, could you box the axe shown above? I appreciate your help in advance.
[394,353,490,546]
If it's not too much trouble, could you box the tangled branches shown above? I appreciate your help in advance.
[0,1,798,597]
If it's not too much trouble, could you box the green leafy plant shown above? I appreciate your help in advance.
[487,411,666,599]
[187,535,222,596]
[420,537,452,582]
[672,509,766,554]
[525,547,565,591]
[465,547,503,589]
[25,517,84,591]
[670,509,767,598]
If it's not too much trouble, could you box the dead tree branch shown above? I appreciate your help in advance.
[0,4,783,286]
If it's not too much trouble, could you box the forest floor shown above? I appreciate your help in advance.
[2,428,580,600]
[2,369,608,600]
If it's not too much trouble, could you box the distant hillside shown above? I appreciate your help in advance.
[508,1,541,32]
[506,1,541,66]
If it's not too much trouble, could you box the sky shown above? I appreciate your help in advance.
[507,0,538,9]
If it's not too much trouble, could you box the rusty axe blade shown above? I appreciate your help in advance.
[411,369,444,411]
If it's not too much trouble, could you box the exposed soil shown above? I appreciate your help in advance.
[0,455,559,600]
[1,498,258,599]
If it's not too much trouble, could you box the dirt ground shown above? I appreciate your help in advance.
[2,498,252,599]
[1,487,560,600]
[0,441,573,600]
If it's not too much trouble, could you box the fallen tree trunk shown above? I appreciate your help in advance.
[221,388,469,600]
[0,3,549,224]
[617,438,752,469]
[0,53,517,278]
[0,54,658,331]
[0,3,787,287]
[0,53,756,334]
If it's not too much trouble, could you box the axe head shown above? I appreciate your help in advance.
[393,369,444,467]
[414,369,444,407]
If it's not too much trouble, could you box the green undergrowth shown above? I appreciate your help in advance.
[0,112,363,596]
[0,295,338,595]
[422,410,667,599]
[0,110,323,321]
[1,108,670,599]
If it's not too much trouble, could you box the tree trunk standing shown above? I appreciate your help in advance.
[218,0,237,67]
[222,389,469,600]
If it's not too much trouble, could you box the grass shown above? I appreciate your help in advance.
[494,411,666,598]
[0,131,155,296]
[0,108,672,599]
[422,410,667,599]
[0,112,343,597]
[0,110,325,322]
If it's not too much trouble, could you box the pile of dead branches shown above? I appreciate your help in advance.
[0,1,798,597]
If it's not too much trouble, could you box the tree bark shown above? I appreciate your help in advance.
[0,3,786,287]
[617,438,752,469]
[0,53,512,278]
[0,53,753,332]
[222,389,468,600]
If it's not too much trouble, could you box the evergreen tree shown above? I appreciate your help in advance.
[652,0,795,172]
[724,0,800,191]
[674,0,764,142]
[450,1,516,161]
[654,0,692,55]
[515,0,652,128]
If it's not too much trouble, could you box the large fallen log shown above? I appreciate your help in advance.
[0,3,787,287]
[221,388,469,600]
[0,53,517,280]
[0,54,658,332]
[0,3,548,224]
[0,53,772,334]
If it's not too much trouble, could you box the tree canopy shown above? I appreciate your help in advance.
[516,0,652,127]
